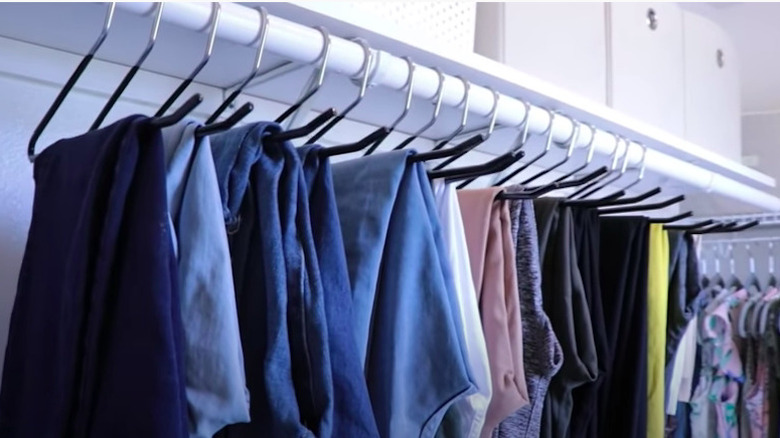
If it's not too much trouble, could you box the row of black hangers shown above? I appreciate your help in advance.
[23,3,764,236]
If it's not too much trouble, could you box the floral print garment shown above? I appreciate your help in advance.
[696,289,747,438]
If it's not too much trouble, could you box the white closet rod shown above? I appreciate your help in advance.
[115,2,780,212]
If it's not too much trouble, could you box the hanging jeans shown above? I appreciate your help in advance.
[211,123,333,437]
[161,121,250,436]
[0,116,188,437]
[333,151,471,438]
[597,216,650,438]
[568,207,609,438]
[298,145,380,438]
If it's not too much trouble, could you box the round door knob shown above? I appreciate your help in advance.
[647,8,658,30]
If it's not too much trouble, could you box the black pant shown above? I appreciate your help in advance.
[568,208,609,438]
[597,216,649,438]
[534,199,598,438]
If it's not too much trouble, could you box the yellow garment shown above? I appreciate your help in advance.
[647,224,669,438]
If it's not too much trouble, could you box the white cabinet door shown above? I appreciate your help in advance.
[475,2,607,105]
[683,11,741,161]
[608,2,685,137]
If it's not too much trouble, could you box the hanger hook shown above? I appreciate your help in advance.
[89,2,164,131]
[305,38,374,144]
[484,87,501,141]
[277,26,333,127]
[206,6,268,124]
[431,75,470,150]
[392,67,445,150]
[28,2,117,161]
[156,2,221,117]
[729,243,736,276]
[388,57,417,130]
[583,124,599,164]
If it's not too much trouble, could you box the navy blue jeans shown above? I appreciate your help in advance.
[0,116,188,437]
[299,145,380,438]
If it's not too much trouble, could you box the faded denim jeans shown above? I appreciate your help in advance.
[332,151,472,438]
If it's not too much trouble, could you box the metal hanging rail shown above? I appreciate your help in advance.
[107,2,780,211]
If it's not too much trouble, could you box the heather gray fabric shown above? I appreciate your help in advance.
[492,193,563,438]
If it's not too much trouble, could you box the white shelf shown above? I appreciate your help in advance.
[0,2,778,212]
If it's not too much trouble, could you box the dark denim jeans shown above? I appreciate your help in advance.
[0,116,188,437]
[299,145,380,438]
[332,151,471,438]
[211,123,333,437]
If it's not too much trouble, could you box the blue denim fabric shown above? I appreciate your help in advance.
[298,145,380,438]
[0,116,188,437]
[213,122,335,437]
[212,122,311,438]
[161,121,250,436]
[277,139,334,437]
[332,151,472,438]
[209,124,266,229]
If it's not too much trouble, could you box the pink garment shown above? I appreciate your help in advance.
[458,188,529,438]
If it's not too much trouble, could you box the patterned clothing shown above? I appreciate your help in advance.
[691,289,747,438]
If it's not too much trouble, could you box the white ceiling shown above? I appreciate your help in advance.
[680,2,780,113]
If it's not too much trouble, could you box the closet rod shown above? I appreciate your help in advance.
[114,2,780,211]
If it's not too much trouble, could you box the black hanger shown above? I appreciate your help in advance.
[90,3,164,131]
[518,121,582,186]
[497,166,608,200]
[156,4,220,117]
[409,134,486,163]
[456,111,534,189]
[729,220,761,233]
[393,68,445,151]
[567,136,627,199]
[206,7,268,124]
[688,221,738,234]
[149,94,204,128]
[428,149,525,183]
[429,77,472,151]
[665,219,714,231]
[549,124,599,184]
[275,27,332,124]
[649,211,694,224]
[267,108,337,142]
[363,57,417,156]
[492,110,559,187]
[307,39,373,144]
[566,187,660,208]
[430,88,500,169]
[584,143,649,203]
[597,194,685,215]
[320,127,389,157]
[28,2,117,162]
[512,127,609,200]
[194,102,254,137]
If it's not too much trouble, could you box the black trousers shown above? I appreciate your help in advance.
[597,216,649,438]
[568,208,609,438]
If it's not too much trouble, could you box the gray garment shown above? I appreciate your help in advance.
[492,196,563,438]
